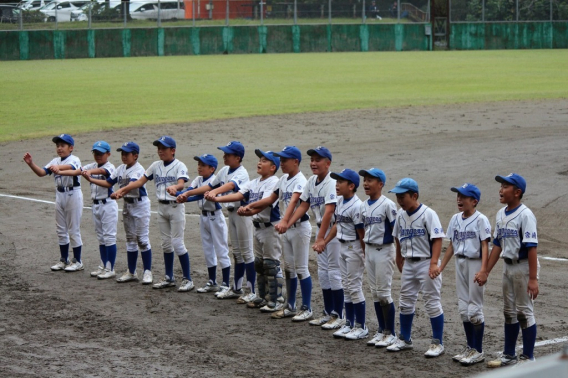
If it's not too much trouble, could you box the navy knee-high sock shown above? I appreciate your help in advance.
[374,302,385,332]
[127,251,138,274]
[385,302,396,335]
[463,321,475,348]
[178,253,191,280]
[287,277,298,308]
[299,277,312,309]
[244,261,255,293]
[522,324,537,359]
[72,245,82,263]
[400,313,414,342]
[141,249,152,271]
[474,322,485,353]
[332,289,344,318]
[221,266,231,286]
[60,243,70,262]
[322,288,333,315]
[354,301,366,328]
[430,314,444,344]
[207,266,217,283]
[106,244,117,270]
[233,262,245,290]
[504,323,520,356]
[164,252,175,280]
[345,302,354,326]
[98,244,107,266]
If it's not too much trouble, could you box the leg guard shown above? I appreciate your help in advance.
[264,259,283,304]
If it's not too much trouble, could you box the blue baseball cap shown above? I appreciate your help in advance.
[359,168,386,184]
[218,141,245,158]
[117,141,140,154]
[495,173,526,194]
[153,136,176,148]
[307,146,332,161]
[255,149,280,172]
[451,183,481,201]
[389,178,419,194]
[331,169,360,189]
[273,146,302,162]
[194,154,218,169]
[52,134,74,146]
[92,141,111,153]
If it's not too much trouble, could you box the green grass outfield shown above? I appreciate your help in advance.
[1,49,567,142]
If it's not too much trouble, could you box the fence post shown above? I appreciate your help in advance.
[19,6,23,30]
[397,0,400,22]
[55,5,58,29]
[88,2,92,29]
[482,0,485,22]
[550,0,552,21]
[192,0,195,26]
[328,0,331,24]
[361,0,365,23]
[293,0,297,24]
[158,0,162,27]
[260,0,264,25]
[516,0,518,21]
[225,0,229,26]
[124,2,127,27]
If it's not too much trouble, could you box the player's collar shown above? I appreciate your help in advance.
[202,174,212,181]
[228,165,240,174]
[343,195,354,203]
[164,158,175,166]
[504,203,522,216]
[406,203,423,216]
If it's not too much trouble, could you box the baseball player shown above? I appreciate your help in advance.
[177,154,231,293]
[321,169,367,340]
[57,141,119,279]
[286,146,344,330]
[358,168,398,348]
[180,141,255,302]
[207,149,283,312]
[430,183,490,366]
[84,142,153,285]
[486,173,539,367]
[112,136,194,292]
[386,178,446,358]
[23,134,84,272]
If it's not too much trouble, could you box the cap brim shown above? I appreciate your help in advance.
[330,172,344,181]
[254,149,265,159]
[495,175,512,185]
[92,147,109,153]
[388,187,410,194]
[52,136,73,145]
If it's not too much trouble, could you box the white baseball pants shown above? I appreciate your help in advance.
[281,221,312,279]
[55,189,83,248]
[227,211,254,264]
[365,243,396,305]
[339,240,365,303]
[92,199,118,246]
[455,257,484,324]
[502,259,540,328]
[316,226,342,291]
[157,202,187,255]
[399,258,443,318]
[123,197,151,252]
[199,210,231,269]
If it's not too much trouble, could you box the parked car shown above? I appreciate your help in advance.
[70,0,120,22]
[130,0,184,21]
[0,4,19,23]
[19,0,52,11]
[39,0,88,22]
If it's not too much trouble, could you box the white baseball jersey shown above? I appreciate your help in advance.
[361,195,398,245]
[392,204,445,259]
[239,175,280,223]
[493,204,538,260]
[210,165,249,209]
[188,174,222,212]
[446,210,492,259]
[83,161,116,200]
[299,173,337,225]
[335,194,363,241]
[44,154,82,189]
[107,162,148,199]
[144,159,189,201]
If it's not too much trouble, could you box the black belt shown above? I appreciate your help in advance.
[317,221,335,228]
[253,221,272,229]
[159,200,176,205]
[93,199,109,205]
[290,217,309,228]
[456,254,481,260]
[405,257,431,262]
[202,210,216,216]
[124,197,142,204]
[57,186,75,192]
[227,207,235,212]
[504,257,527,265]
[338,239,356,244]
[366,242,389,248]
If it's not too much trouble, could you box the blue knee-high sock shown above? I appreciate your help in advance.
[430,314,444,344]
[374,302,385,332]
[400,313,415,342]
[299,277,312,309]
[332,289,344,318]
[234,262,245,291]
[164,252,175,280]
[474,322,485,353]
[127,251,138,274]
[98,244,107,266]
[106,244,117,270]
[72,245,82,263]
[463,321,475,348]
[59,243,70,262]
[244,262,255,293]
[522,324,537,359]
[322,288,333,315]
[141,249,152,271]
[345,302,354,326]
[386,302,396,334]
[288,277,298,308]
[354,301,366,328]
[178,253,191,280]
[221,266,231,287]
[207,266,217,283]
[504,323,520,356]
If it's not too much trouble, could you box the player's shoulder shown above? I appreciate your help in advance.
[83,161,97,169]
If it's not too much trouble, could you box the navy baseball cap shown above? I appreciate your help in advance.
[389,178,419,194]
[255,149,280,172]
[273,146,302,162]
[331,169,360,189]
[218,141,245,158]
[117,141,140,154]
[451,183,481,201]
[495,173,526,194]
[359,168,386,184]
[52,134,74,146]
[153,136,176,148]
[194,154,218,169]
[92,141,111,153]
[307,146,332,161]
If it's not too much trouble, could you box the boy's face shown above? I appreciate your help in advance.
[279,157,298,175]
[121,151,137,166]
[396,192,418,211]
[157,145,175,161]
[56,142,73,157]
[223,153,241,168]
[310,155,331,176]
[197,161,215,177]
[363,176,383,197]
[257,157,275,176]
[499,183,521,204]
[93,151,110,165]
[335,179,354,197]
[456,193,477,213]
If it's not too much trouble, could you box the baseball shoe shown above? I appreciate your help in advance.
[424,339,445,358]
[292,305,313,322]
[142,270,153,285]
[367,331,383,346]
[260,301,284,313]
[333,323,352,339]
[215,284,229,297]
[51,259,70,271]
[236,292,257,304]
[277,295,285,303]
[178,278,195,292]
[117,270,138,283]
[153,275,176,289]
[64,259,84,272]
[375,331,397,348]
[321,315,345,330]
[516,354,536,366]
[90,266,105,277]
[97,269,116,280]
[217,288,243,299]
[460,349,485,366]
[308,311,330,326]
[197,280,219,293]
[453,346,473,362]
[345,324,369,340]
[386,334,413,352]
[247,297,267,309]
[487,353,518,368]
[271,303,297,319]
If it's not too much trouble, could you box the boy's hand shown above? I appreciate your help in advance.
[274,220,289,234]
[429,263,441,279]
[474,270,488,286]
[50,166,60,174]
[111,190,123,200]
[528,278,539,300]
[177,193,188,203]
[312,238,326,254]
[166,186,178,196]
[204,191,216,201]
[396,255,404,273]
[23,153,33,165]
[237,206,252,216]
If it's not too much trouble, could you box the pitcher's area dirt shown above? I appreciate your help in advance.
[1,100,567,377]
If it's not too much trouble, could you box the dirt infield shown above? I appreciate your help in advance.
[1,99,568,377]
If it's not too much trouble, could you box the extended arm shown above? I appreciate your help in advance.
[23,153,47,177]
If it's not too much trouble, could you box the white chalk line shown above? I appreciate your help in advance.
[541,256,568,262]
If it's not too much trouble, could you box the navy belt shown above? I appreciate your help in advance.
[57,186,75,192]
[338,239,356,243]
[504,257,527,265]
[456,254,480,260]
[316,221,335,228]
[124,197,142,204]
[159,200,176,205]
[253,221,272,229]
[405,257,431,262]
[227,207,235,212]
[93,199,109,205]
[202,210,216,216]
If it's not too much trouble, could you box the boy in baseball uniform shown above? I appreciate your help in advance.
[486,173,539,367]
[23,134,83,272]
[430,183,491,366]
[112,136,194,292]
[386,178,446,358]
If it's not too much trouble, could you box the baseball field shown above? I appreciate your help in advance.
[1,50,568,377]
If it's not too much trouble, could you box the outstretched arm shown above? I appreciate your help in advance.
[23,153,47,177]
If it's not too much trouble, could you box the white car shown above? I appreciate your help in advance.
[130,0,184,21]
[19,0,52,11]
[70,1,120,22]
[40,0,89,22]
